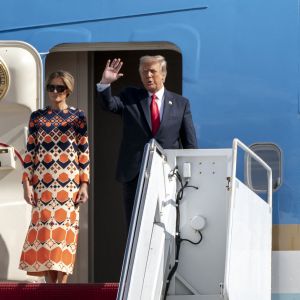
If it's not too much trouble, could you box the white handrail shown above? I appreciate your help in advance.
[231,138,272,207]
[224,139,273,299]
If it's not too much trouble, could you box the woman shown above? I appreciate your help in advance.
[19,71,90,283]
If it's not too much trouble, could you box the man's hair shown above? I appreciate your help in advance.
[139,55,167,75]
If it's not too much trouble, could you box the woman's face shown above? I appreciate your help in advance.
[47,77,68,105]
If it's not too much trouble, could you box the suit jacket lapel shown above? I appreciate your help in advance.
[139,91,152,131]
[156,89,173,135]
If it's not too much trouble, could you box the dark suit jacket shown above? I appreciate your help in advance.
[98,86,198,183]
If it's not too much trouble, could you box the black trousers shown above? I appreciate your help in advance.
[122,175,139,229]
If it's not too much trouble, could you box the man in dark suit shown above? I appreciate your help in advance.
[97,56,197,227]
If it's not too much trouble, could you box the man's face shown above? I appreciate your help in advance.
[140,61,166,93]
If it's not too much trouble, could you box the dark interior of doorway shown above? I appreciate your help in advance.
[93,49,182,282]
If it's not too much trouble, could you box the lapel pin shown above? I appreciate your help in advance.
[169,101,173,105]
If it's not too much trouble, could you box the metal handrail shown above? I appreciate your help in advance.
[231,138,272,207]
[117,139,165,300]
[224,139,273,299]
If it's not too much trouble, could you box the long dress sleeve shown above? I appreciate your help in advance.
[76,110,90,184]
[22,112,38,184]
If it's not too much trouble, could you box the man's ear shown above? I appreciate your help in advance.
[163,72,167,82]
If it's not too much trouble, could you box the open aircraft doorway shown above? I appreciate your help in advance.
[46,42,183,283]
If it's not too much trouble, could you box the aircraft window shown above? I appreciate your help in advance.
[245,143,282,192]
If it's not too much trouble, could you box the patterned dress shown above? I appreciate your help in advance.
[19,106,90,275]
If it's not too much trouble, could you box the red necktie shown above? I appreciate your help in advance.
[150,93,160,136]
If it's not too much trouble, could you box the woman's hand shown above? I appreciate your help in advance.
[23,180,36,206]
[75,182,89,205]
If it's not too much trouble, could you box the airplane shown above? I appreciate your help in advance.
[0,1,296,299]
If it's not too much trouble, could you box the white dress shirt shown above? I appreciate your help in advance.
[96,82,110,92]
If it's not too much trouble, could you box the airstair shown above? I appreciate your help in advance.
[118,139,272,300]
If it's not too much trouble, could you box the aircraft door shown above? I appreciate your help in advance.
[0,41,42,281]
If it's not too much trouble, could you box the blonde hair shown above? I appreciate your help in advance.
[139,55,167,75]
[46,70,74,97]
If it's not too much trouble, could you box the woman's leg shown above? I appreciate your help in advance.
[45,270,58,283]
[57,271,68,284]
